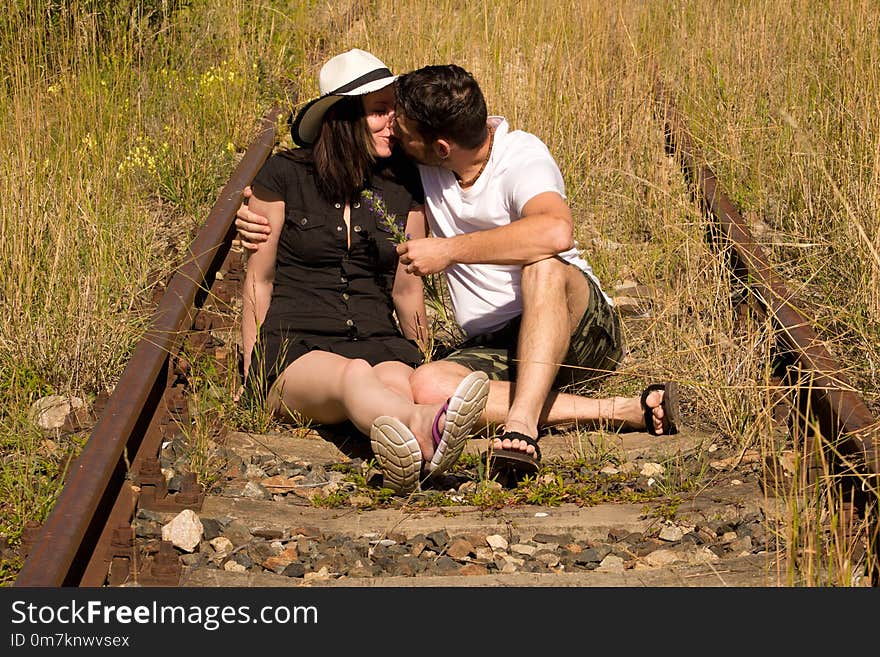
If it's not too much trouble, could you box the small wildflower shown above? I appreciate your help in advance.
[361,189,407,243]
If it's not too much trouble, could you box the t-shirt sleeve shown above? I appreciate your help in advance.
[251,152,290,198]
[507,138,566,217]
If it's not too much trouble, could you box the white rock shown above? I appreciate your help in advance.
[688,547,721,564]
[223,560,246,572]
[242,481,271,500]
[209,536,234,559]
[510,543,537,556]
[161,509,203,553]
[644,549,681,567]
[597,555,625,573]
[475,547,494,561]
[600,466,619,475]
[641,462,664,477]
[486,534,508,550]
[659,525,684,542]
[30,395,85,430]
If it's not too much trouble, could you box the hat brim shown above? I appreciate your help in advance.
[291,75,397,147]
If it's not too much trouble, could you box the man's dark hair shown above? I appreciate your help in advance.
[395,65,488,149]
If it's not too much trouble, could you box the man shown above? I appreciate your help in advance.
[235,63,678,480]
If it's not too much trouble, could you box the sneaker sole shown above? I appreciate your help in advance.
[370,416,422,494]
[428,370,490,475]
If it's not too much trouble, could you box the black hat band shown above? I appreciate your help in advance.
[329,67,394,95]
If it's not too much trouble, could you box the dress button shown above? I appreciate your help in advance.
[334,202,341,209]
[353,225,361,232]
[336,225,343,231]
[353,202,361,209]
[345,319,354,327]
[300,218,307,225]
[342,293,350,300]
[340,276,348,283]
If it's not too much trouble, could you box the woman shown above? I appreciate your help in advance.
[241,49,489,495]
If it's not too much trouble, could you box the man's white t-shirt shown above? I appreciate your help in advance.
[417,116,612,337]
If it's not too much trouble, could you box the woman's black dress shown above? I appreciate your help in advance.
[246,148,425,394]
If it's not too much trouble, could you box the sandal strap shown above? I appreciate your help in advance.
[431,400,450,448]
[496,430,541,460]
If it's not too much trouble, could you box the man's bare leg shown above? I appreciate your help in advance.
[493,257,588,457]
[410,259,671,456]
[409,360,670,437]
[500,258,583,435]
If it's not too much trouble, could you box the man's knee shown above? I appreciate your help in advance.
[521,256,567,290]
[521,259,589,328]
[410,361,471,404]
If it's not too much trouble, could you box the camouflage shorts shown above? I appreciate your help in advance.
[438,265,623,392]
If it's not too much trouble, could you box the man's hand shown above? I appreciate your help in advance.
[396,237,454,276]
[235,185,272,251]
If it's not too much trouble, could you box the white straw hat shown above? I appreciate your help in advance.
[290,49,397,147]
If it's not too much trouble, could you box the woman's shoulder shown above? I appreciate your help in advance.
[253,148,315,195]
[256,147,313,180]
[269,147,314,167]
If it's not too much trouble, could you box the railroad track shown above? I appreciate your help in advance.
[13,85,879,589]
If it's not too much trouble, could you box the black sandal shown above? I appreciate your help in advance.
[640,382,680,435]
[482,431,542,482]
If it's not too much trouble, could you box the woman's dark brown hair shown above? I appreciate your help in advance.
[312,97,375,202]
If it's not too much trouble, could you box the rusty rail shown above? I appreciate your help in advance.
[14,104,285,587]
[654,80,880,482]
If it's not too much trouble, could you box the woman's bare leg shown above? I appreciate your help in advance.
[372,361,416,402]
[269,352,440,458]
